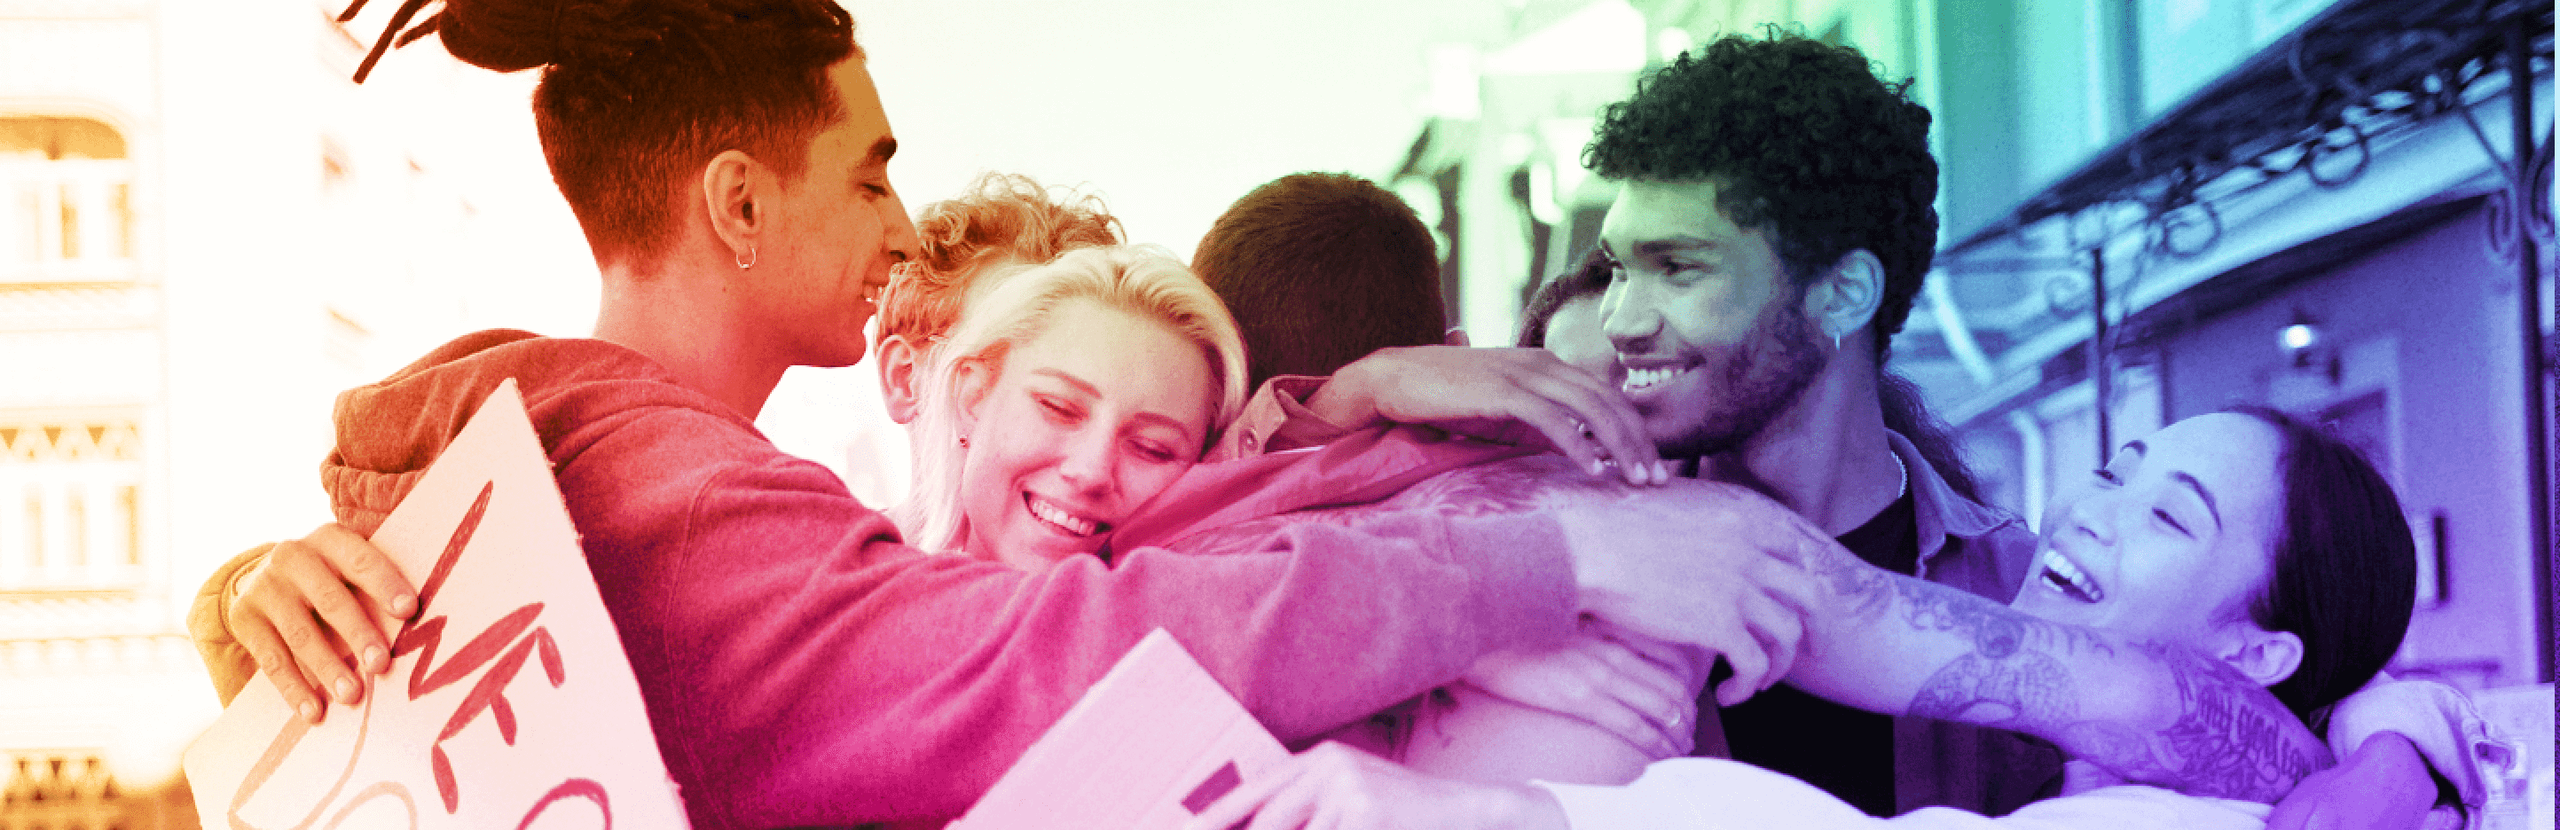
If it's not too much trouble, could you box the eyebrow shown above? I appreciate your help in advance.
[864,136,898,166]
[1629,237,1721,258]
[2124,440,2223,531]
[1032,367,1097,397]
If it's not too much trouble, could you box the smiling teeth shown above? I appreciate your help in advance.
[2039,550,2104,603]
[1625,365,1684,390]
[1027,495,1100,537]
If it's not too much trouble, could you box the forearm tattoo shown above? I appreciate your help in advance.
[1815,546,2327,802]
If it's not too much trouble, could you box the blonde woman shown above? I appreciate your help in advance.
[894,244,1249,565]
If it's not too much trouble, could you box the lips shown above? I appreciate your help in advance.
[1023,492,1106,538]
[2037,548,2104,603]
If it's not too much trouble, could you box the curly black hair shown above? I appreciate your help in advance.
[1584,29,1937,359]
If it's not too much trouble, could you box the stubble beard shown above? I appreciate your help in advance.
[1653,302,1829,462]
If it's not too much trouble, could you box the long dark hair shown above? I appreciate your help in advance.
[1879,372,1981,502]
[2226,405,2417,722]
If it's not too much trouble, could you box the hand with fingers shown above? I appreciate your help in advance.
[1185,742,1569,830]
[1455,625,1701,760]
[225,523,417,723]
[1549,471,1826,708]
[1307,346,1668,486]
[2264,732,2443,830]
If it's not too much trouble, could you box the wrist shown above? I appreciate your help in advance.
[2363,731,2462,809]
[1305,363,1386,431]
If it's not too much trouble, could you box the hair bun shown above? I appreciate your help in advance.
[435,0,571,73]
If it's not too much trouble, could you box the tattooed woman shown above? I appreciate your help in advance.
[1195,407,2420,830]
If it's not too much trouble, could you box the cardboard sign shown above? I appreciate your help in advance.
[183,380,688,830]
[951,629,1289,830]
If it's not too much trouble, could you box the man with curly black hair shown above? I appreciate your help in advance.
[1200,29,2467,830]
[1576,31,2046,818]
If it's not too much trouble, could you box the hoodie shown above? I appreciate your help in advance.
[190,330,1579,828]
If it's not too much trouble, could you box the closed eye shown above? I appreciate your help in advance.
[2091,467,2122,485]
[2154,507,2193,537]
[1128,438,1178,464]
[1037,396,1082,424]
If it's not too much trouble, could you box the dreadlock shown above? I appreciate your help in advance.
[336,0,858,268]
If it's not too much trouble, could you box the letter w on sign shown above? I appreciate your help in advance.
[184,380,689,829]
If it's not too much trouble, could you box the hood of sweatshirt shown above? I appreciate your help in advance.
[318,328,760,536]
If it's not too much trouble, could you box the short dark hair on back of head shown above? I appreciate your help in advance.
[1192,172,1445,389]
[2226,405,2417,723]
[417,0,858,269]
[1584,29,1938,359]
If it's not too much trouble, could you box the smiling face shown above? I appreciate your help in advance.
[1596,178,1828,459]
[954,297,1218,568]
[751,57,920,368]
[2015,413,2289,645]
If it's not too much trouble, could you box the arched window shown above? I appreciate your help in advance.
[0,116,135,279]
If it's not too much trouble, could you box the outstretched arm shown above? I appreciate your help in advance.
[1305,346,1668,486]
[1783,534,2332,803]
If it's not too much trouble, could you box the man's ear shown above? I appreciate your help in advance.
[875,334,927,425]
[701,149,765,267]
[1804,249,1885,349]
[2216,624,2307,689]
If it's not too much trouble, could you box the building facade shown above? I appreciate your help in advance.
[0,2,589,826]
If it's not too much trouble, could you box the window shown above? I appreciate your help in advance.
[0,116,136,281]
[0,417,143,591]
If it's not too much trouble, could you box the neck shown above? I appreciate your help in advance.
[1698,351,1901,536]
[592,258,787,420]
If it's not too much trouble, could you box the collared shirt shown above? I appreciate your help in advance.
[1211,375,1558,464]
[1209,375,1343,462]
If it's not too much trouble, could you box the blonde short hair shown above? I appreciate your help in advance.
[893,245,1250,554]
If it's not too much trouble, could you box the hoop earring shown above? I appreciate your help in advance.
[736,245,757,270]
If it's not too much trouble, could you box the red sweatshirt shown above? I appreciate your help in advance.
[191,330,1579,828]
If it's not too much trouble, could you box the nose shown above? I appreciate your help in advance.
[882,188,922,265]
[1599,279,1659,354]
[1054,426,1119,498]
[2059,488,2120,545]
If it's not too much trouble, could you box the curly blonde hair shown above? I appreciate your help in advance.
[876,172,1124,344]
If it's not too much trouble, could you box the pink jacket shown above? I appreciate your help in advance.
[190,330,1580,828]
